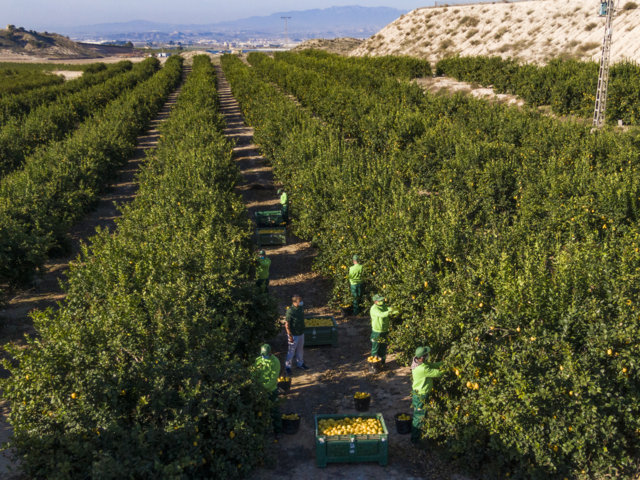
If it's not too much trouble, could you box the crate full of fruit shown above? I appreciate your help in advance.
[314,413,388,467]
[304,315,337,346]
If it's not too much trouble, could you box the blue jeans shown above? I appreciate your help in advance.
[285,334,304,368]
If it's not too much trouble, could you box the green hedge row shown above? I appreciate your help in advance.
[435,56,640,124]
[0,56,180,289]
[0,58,157,177]
[0,66,64,96]
[3,55,278,479]
[223,52,640,479]
[286,49,431,83]
[0,61,133,128]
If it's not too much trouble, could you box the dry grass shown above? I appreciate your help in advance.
[494,27,508,41]
[578,42,600,53]
[458,15,480,27]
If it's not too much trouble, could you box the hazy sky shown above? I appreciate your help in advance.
[3,1,438,28]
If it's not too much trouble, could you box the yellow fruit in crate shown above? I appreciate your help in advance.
[398,414,411,421]
[282,413,299,420]
[367,356,381,363]
[305,318,333,327]
[354,392,370,399]
[318,417,383,436]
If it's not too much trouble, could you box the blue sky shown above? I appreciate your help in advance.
[3,1,439,29]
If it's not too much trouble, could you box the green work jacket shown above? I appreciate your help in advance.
[370,303,392,333]
[412,361,443,396]
[286,305,305,336]
[254,354,280,392]
[349,263,363,285]
[280,191,288,206]
[257,257,271,279]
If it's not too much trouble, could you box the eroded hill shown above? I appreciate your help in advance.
[350,0,640,64]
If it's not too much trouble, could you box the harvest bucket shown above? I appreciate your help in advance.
[354,395,371,412]
[282,413,300,434]
[394,413,411,434]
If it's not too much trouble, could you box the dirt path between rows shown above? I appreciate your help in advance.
[0,66,190,479]
[215,62,470,480]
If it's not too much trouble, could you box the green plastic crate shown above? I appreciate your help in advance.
[255,210,285,227]
[315,413,389,467]
[256,227,286,246]
[304,316,337,347]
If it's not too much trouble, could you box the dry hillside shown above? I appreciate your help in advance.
[292,37,364,55]
[351,0,640,64]
[0,25,136,59]
[0,25,98,58]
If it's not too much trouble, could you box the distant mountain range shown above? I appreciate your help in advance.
[58,6,406,44]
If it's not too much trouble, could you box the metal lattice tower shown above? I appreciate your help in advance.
[593,0,615,129]
[281,16,292,46]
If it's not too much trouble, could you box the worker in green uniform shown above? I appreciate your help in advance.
[369,294,396,366]
[278,189,289,223]
[254,343,282,436]
[410,346,443,444]
[348,255,363,315]
[256,250,271,292]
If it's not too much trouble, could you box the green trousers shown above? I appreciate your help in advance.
[370,331,388,363]
[411,393,427,443]
[270,389,282,434]
[256,278,269,292]
[281,204,289,223]
[350,283,362,315]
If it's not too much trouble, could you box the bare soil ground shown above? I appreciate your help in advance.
[292,38,364,55]
[0,53,149,64]
[51,70,84,80]
[413,76,525,107]
[0,67,189,479]
[215,62,471,480]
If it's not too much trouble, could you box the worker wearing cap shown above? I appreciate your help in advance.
[369,294,396,365]
[278,189,289,223]
[254,344,282,435]
[410,346,443,443]
[348,255,363,315]
[256,250,271,292]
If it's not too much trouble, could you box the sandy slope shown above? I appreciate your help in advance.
[351,0,640,64]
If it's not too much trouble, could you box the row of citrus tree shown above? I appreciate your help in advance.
[0,64,65,96]
[435,55,640,124]
[0,56,180,291]
[0,60,133,127]
[0,58,158,178]
[2,55,278,479]
[223,52,640,479]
